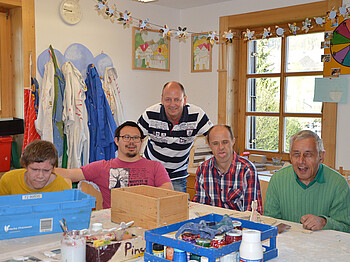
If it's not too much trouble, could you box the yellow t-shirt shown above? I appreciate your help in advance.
[0,169,70,195]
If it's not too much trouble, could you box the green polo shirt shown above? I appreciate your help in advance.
[294,164,325,189]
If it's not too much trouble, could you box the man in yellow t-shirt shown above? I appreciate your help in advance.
[0,140,70,195]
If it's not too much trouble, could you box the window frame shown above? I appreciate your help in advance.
[245,32,324,155]
[218,0,339,167]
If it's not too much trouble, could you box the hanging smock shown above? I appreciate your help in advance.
[35,57,54,142]
[62,61,90,168]
[85,64,117,162]
[102,67,125,126]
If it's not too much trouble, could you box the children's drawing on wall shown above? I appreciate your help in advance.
[191,32,212,73]
[314,77,348,103]
[132,27,170,71]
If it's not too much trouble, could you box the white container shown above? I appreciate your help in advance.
[239,230,263,262]
[61,231,86,262]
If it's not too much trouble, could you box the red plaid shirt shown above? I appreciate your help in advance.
[192,152,263,214]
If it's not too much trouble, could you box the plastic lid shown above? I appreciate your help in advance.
[232,220,242,227]
[242,230,261,242]
[173,248,186,253]
[226,229,242,236]
[153,243,164,251]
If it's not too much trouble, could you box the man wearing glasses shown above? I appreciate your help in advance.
[56,121,173,209]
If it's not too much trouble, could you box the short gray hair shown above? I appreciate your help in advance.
[289,130,324,153]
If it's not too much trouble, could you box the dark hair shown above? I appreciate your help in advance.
[115,121,145,139]
[206,125,234,143]
[162,81,186,96]
[20,140,58,168]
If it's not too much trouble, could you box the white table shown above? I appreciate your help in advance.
[1,202,350,261]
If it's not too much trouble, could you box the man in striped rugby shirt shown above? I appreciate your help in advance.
[138,81,213,192]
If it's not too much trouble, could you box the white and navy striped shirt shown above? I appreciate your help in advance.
[138,103,213,180]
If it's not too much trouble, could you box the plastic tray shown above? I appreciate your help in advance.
[144,213,278,262]
[0,189,95,240]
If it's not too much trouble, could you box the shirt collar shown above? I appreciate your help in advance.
[294,163,325,189]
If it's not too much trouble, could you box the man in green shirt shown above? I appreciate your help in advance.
[264,130,350,233]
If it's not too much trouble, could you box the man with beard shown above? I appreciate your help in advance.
[56,121,173,209]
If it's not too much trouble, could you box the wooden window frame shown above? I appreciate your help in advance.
[218,0,340,168]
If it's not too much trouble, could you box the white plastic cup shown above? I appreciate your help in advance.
[61,231,86,262]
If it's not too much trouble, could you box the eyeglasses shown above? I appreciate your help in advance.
[118,135,142,143]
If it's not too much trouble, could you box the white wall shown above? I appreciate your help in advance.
[35,0,181,121]
[35,0,349,168]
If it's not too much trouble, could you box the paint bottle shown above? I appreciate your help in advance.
[153,243,165,258]
[239,230,263,262]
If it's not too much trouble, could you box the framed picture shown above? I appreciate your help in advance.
[191,32,212,72]
[132,27,170,71]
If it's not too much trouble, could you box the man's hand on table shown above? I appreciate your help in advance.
[300,214,326,231]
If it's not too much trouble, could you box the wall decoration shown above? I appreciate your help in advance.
[324,16,350,75]
[314,77,348,103]
[132,27,170,71]
[191,32,212,73]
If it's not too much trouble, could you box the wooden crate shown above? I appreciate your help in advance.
[111,185,189,229]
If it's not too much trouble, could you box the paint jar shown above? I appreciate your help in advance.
[173,248,187,262]
[153,243,164,258]
[211,234,225,248]
[166,246,174,260]
[61,230,86,262]
[239,230,263,262]
[196,238,211,247]
[225,229,242,244]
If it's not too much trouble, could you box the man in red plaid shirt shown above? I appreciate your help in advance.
[192,125,263,214]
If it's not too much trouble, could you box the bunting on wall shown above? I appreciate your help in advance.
[94,1,350,44]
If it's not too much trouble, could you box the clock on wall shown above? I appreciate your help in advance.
[60,0,82,25]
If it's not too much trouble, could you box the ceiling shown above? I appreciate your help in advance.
[142,0,232,10]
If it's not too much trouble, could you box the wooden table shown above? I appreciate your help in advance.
[1,202,350,261]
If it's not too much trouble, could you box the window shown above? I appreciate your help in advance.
[246,33,323,153]
[218,1,339,166]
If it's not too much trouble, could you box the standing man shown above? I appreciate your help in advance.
[192,125,263,214]
[0,140,70,195]
[56,121,173,209]
[138,81,213,192]
[264,130,350,232]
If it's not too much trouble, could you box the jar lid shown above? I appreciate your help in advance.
[242,230,261,242]
[226,229,242,236]
[153,243,164,251]
[232,220,242,227]
[173,248,186,253]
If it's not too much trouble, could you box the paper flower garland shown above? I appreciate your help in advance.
[207,31,219,45]
[275,26,285,37]
[314,16,325,26]
[176,27,188,39]
[118,10,132,25]
[262,27,272,39]
[302,18,313,33]
[223,30,234,43]
[94,0,349,44]
[243,29,255,41]
[139,18,150,30]
[159,25,171,38]
[288,23,300,35]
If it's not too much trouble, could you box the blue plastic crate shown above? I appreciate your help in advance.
[144,213,278,262]
[0,189,95,240]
